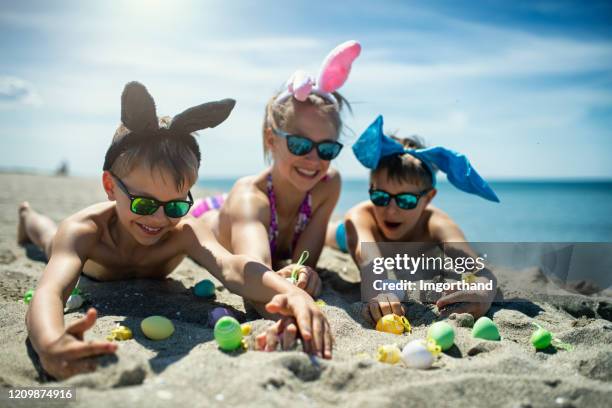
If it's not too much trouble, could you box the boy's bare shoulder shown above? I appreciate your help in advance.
[345,201,377,228]
[53,203,114,251]
[425,205,466,240]
[346,200,373,219]
[426,205,454,226]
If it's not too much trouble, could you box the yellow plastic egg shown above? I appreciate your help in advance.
[377,344,402,364]
[462,272,477,283]
[376,314,412,335]
[241,323,252,336]
[141,316,175,340]
[107,325,133,341]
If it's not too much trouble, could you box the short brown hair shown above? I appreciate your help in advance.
[371,135,434,189]
[109,116,199,191]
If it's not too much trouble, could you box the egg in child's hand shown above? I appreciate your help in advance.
[141,316,175,340]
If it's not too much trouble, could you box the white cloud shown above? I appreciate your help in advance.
[0,76,43,107]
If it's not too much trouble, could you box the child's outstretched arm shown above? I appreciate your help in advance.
[429,211,497,318]
[290,170,341,295]
[345,204,405,325]
[182,220,333,358]
[25,220,117,379]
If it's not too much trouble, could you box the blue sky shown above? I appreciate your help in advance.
[1,0,611,180]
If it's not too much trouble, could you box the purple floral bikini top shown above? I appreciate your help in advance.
[267,172,327,256]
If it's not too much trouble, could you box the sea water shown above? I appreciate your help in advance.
[198,178,612,242]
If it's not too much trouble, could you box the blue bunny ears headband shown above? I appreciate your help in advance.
[352,115,500,203]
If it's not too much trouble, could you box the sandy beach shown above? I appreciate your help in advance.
[0,172,611,408]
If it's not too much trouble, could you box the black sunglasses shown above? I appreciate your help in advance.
[272,127,343,161]
[369,188,431,210]
[111,173,194,218]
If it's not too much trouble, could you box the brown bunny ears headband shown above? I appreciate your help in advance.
[103,81,236,171]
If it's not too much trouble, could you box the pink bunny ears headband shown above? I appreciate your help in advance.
[274,40,361,109]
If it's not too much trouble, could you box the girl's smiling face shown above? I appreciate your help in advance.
[370,168,436,241]
[265,103,339,192]
[103,164,193,246]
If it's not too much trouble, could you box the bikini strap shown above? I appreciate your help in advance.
[267,172,314,256]
[266,173,279,254]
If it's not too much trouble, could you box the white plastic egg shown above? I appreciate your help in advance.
[401,339,436,369]
[65,294,84,310]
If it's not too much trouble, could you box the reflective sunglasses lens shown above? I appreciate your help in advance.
[286,135,313,156]
[317,142,342,160]
[369,190,390,207]
[131,198,159,215]
[395,194,419,210]
[164,201,191,218]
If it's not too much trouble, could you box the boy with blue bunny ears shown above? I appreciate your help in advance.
[326,115,499,325]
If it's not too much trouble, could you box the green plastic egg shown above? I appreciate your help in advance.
[471,316,500,341]
[428,321,455,351]
[24,289,34,304]
[531,327,552,350]
[194,279,215,298]
[141,316,175,340]
[214,316,243,351]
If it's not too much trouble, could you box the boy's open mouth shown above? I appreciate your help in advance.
[384,221,402,230]
[136,222,163,236]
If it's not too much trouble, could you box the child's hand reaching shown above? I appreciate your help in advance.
[276,264,322,297]
[361,293,405,326]
[258,292,333,358]
[436,278,494,318]
[38,308,117,380]
[256,316,298,352]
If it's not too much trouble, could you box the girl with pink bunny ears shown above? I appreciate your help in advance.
[193,40,361,356]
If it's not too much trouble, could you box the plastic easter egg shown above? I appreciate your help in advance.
[377,344,402,364]
[208,307,234,328]
[531,327,552,350]
[240,323,252,336]
[472,317,500,341]
[462,272,477,283]
[428,321,455,351]
[141,316,175,340]
[214,316,243,351]
[375,314,412,335]
[23,289,34,304]
[401,339,439,369]
[107,325,133,341]
[65,294,84,310]
[194,279,215,298]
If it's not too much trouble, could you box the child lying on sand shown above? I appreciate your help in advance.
[326,115,499,325]
[18,82,332,380]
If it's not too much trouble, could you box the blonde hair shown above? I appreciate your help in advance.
[262,91,350,163]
